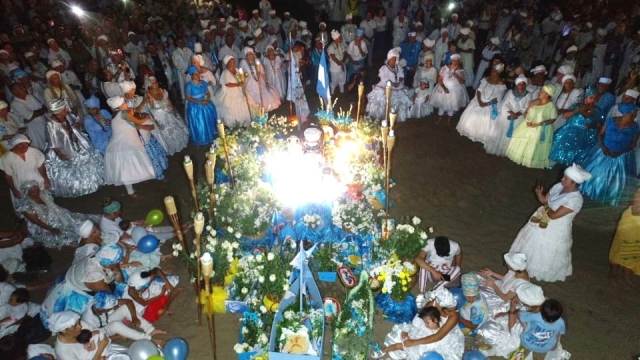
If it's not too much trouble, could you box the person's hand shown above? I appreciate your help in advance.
[400,332,409,341]
[131,316,141,328]
[84,339,97,352]
[534,184,544,198]
[430,269,443,281]
[478,268,493,278]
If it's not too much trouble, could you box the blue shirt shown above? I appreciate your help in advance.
[519,311,565,353]
[595,92,615,123]
[84,109,113,155]
[603,116,640,153]
[400,41,421,68]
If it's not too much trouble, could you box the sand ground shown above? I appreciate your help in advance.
[2,110,640,360]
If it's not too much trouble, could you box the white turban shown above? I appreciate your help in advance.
[0,100,7,110]
[48,311,80,334]
[504,252,527,271]
[252,9,259,14]
[331,29,341,40]
[598,77,612,85]
[460,27,470,36]
[423,38,435,47]
[239,20,247,28]
[50,60,63,69]
[407,31,416,37]
[45,70,60,80]
[299,21,307,29]
[24,51,35,58]
[565,45,578,53]
[193,54,205,66]
[194,42,203,53]
[106,96,125,110]
[490,37,500,46]
[450,53,461,61]
[97,35,108,42]
[531,65,547,74]
[624,89,639,99]
[128,270,152,290]
[77,220,94,238]
[557,64,573,75]
[422,52,434,61]
[10,134,30,148]
[516,283,545,306]
[427,286,456,308]
[386,47,400,60]
[564,163,592,184]
[223,55,235,66]
[48,99,67,113]
[562,74,576,84]
[243,47,255,56]
[515,74,528,85]
[119,81,136,93]
[47,38,56,45]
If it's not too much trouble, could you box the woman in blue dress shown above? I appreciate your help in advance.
[185,65,217,146]
[549,87,599,166]
[581,104,640,206]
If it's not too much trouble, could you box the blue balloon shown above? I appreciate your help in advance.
[463,350,487,360]
[163,337,189,360]
[420,351,444,360]
[449,287,466,310]
[137,234,160,254]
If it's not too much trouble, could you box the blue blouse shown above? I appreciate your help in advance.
[83,109,113,155]
[603,117,640,153]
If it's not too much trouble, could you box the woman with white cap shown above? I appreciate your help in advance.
[124,268,179,319]
[478,252,530,317]
[0,100,19,152]
[457,63,507,144]
[506,85,558,169]
[430,54,468,122]
[473,37,501,89]
[365,48,413,122]
[215,55,252,127]
[510,164,591,282]
[485,74,532,156]
[262,45,286,100]
[240,47,281,115]
[456,28,475,87]
[581,103,639,205]
[553,74,584,130]
[44,99,104,198]
[433,27,449,69]
[74,220,102,262]
[44,69,84,118]
[9,82,48,151]
[143,76,189,154]
[381,286,465,359]
[0,135,49,210]
[103,96,159,197]
[83,95,113,156]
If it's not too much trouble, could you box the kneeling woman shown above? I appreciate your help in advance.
[380,287,464,360]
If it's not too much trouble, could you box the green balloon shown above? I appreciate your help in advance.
[145,209,164,226]
[147,356,164,360]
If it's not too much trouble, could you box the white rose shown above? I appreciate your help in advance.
[260,305,267,313]
[267,252,275,261]
[412,216,421,225]
[233,344,245,354]
[420,231,427,240]
[241,327,248,334]
[283,283,289,291]
[232,242,239,249]
[428,226,434,233]
[259,334,268,344]
[258,276,265,283]
[227,226,234,233]
[172,250,179,257]
[269,274,276,282]
[235,232,242,239]
[241,287,248,294]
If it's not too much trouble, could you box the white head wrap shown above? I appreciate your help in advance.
[194,42,203,53]
[119,81,136,93]
[48,99,67,113]
[562,74,576,84]
[423,52,434,62]
[243,47,255,56]
[97,35,108,42]
[0,100,7,110]
[426,286,456,308]
[10,134,30,147]
[598,77,612,85]
[564,163,592,184]
[566,45,578,53]
[386,47,400,61]
[450,53,461,61]
[516,283,545,306]
[624,89,639,99]
[107,96,125,110]
[299,21,307,29]
[460,27,470,36]
[77,220,94,238]
[47,38,56,45]
[48,311,80,334]
[45,70,60,80]
[531,65,547,74]
[331,29,341,40]
[423,38,435,47]
[223,55,235,66]
[50,60,63,69]
[515,74,528,85]
[504,252,527,271]
[490,37,500,46]
[128,270,152,290]
[557,64,573,75]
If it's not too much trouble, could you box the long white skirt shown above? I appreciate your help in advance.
[456,99,496,144]
[366,87,413,122]
[510,207,574,282]
[149,107,189,155]
[104,139,155,186]
[430,84,468,116]
[484,114,524,156]
[214,87,252,128]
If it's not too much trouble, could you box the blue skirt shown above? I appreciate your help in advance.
[187,101,218,146]
[144,134,168,180]
[549,123,597,166]
[581,146,636,206]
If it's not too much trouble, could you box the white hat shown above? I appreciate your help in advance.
[193,54,205,66]
[423,38,435,47]
[531,65,547,74]
[346,13,353,20]
[450,53,461,61]
[252,9,259,14]
[515,74,528,85]
[0,100,7,110]
[47,38,56,45]
[466,20,474,27]
[490,37,500,46]
[451,12,459,18]
[423,52,434,61]
[200,20,210,29]
[48,311,80,334]
[194,42,203,53]
[566,45,578,53]
[407,31,416,37]
[516,283,545,306]
[243,47,255,56]
[557,64,573,75]
[562,74,576,84]
[299,21,307,29]
[284,11,290,16]
[415,21,423,27]
[460,27,470,35]
[24,51,35,58]
[319,21,326,28]
[598,77,612,84]
[45,70,60,80]
[624,89,640,99]
[50,59,63,68]
[127,31,136,37]
[77,220,94,238]
[269,9,276,15]
[128,270,152,290]
[504,252,527,271]
[331,29,341,40]
[119,80,136,93]
[564,163,592,184]
[426,286,457,308]
[10,134,30,148]
[97,34,108,42]
[386,47,400,60]
[254,28,263,37]
[107,96,125,109]
[223,55,234,66]
[239,20,247,28]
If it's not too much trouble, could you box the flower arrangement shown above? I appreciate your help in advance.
[331,196,378,235]
[302,213,322,229]
[215,182,277,237]
[201,226,241,285]
[370,255,417,301]
[276,307,324,355]
[234,311,270,355]
[312,243,337,273]
[381,216,429,261]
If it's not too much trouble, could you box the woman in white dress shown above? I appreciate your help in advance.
[215,55,252,128]
[430,54,468,121]
[44,71,84,119]
[381,287,465,360]
[485,75,533,156]
[143,76,189,155]
[412,54,438,89]
[510,164,591,282]
[365,48,413,122]
[240,47,281,116]
[262,46,286,100]
[553,74,584,130]
[456,63,507,143]
[44,100,104,198]
[477,252,530,317]
[104,96,157,197]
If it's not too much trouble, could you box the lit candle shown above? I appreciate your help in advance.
[357,82,364,97]
[207,145,216,163]
[164,196,177,216]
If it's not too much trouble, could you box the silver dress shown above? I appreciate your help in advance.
[146,90,189,155]
[45,115,104,197]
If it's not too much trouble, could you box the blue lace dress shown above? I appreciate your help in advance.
[186,80,217,145]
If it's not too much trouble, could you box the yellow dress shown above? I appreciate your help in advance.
[506,101,558,169]
[609,207,640,275]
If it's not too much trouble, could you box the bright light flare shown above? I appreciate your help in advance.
[447,2,456,11]
[70,5,85,17]
[331,137,364,184]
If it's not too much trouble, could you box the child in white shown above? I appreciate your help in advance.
[415,236,462,292]
[410,77,433,118]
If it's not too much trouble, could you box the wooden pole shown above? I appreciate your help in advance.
[183,156,199,211]
[216,122,235,188]
[356,82,364,124]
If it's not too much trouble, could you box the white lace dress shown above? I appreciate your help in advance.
[456,78,507,144]
[484,89,532,156]
[430,66,469,116]
[146,90,189,155]
[510,183,583,282]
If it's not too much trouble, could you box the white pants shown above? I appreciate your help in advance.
[104,306,155,340]
[330,70,346,93]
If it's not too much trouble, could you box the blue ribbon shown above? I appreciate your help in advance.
[506,116,516,138]
[539,123,547,142]
[490,102,499,120]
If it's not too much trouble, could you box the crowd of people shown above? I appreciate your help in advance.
[0,0,639,359]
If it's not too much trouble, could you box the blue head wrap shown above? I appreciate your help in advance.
[93,291,118,310]
[619,103,637,115]
[584,86,596,98]
[103,200,121,214]
[356,28,364,37]
[186,65,198,75]
[11,68,28,81]
[84,95,100,109]
[96,243,124,266]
